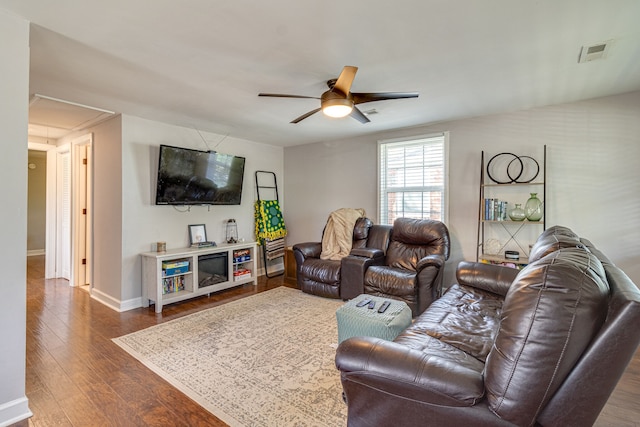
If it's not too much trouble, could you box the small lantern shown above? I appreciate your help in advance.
[226,219,238,244]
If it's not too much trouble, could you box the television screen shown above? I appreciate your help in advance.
[155,145,246,205]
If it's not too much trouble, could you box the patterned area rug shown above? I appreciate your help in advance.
[113,287,347,426]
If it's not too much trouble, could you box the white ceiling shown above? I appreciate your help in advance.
[3,0,640,147]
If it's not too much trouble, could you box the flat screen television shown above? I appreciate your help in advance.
[155,144,246,205]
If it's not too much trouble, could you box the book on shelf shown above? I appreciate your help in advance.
[484,198,508,221]
[162,260,190,276]
[233,268,252,281]
[162,275,186,294]
[233,248,251,263]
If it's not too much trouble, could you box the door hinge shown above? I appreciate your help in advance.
[82,208,87,215]
[83,158,87,165]
[82,258,87,265]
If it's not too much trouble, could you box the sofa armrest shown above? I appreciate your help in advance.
[416,254,445,271]
[456,261,518,296]
[335,336,484,406]
[292,242,322,261]
[414,254,447,307]
[349,247,384,260]
[340,252,385,300]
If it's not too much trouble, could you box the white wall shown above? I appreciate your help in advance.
[284,91,640,286]
[91,116,124,308]
[0,9,32,426]
[55,116,124,309]
[120,116,284,306]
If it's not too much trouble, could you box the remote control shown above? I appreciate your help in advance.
[378,301,391,313]
[368,300,376,309]
[356,299,371,307]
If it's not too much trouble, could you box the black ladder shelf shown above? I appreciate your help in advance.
[255,170,285,278]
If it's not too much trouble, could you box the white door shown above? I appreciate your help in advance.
[72,135,92,288]
[56,149,71,280]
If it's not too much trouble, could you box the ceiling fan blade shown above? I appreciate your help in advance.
[259,93,320,99]
[291,108,322,124]
[333,66,358,95]
[350,106,370,124]
[351,92,419,105]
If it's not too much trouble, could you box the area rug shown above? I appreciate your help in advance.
[113,287,347,426]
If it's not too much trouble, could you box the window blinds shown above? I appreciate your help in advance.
[378,134,447,225]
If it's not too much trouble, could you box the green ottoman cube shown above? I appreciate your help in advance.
[336,294,412,343]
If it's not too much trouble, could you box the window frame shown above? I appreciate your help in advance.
[377,132,449,226]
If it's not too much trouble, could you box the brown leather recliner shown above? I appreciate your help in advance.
[336,226,640,426]
[362,218,450,317]
[293,217,376,299]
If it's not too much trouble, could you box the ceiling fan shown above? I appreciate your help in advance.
[259,66,419,124]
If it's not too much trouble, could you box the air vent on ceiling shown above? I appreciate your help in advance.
[362,109,378,116]
[578,41,611,63]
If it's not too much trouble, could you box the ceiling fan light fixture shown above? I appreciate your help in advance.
[259,65,417,123]
[322,98,353,118]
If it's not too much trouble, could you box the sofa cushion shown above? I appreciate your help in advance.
[484,246,609,426]
[299,258,341,285]
[364,265,417,298]
[397,284,503,362]
[386,218,450,270]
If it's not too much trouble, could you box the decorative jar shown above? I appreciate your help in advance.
[508,204,526,221]
[524,193,543,221]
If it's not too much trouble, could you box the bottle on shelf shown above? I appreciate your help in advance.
[508,204,526,221]
[524,193,543,221]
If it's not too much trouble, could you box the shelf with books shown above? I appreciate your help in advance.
[232,248,254,282]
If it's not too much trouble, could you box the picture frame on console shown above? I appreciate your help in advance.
[189,224,207,245]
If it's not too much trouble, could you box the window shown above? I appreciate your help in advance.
[378,133,448,225]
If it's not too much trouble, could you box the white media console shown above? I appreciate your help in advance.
[141,241,258,313]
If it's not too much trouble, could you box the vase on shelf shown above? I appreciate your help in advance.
[525,193,543,221]
[508,204,526,221]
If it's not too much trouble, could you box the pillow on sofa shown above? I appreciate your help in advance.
[484,246,609,426]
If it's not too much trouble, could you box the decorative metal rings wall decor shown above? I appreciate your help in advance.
[486,152,540,184]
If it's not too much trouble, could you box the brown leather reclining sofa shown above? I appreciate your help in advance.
[294,217,449,312]
[336,226,640,426]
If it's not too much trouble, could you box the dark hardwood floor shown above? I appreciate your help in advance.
[11,256,640,426]
[16,256,296,426]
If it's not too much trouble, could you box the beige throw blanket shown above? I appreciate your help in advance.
[320,208,366,261]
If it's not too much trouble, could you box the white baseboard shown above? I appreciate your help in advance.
[0,396,32,427]
[26,249,45,257]
[120,296,143,312]
[90,263,285,314]
[91,288,144,312]
[90,288,127,312]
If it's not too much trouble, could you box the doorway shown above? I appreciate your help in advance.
[28,95,111,288]
[29,133,93,289]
